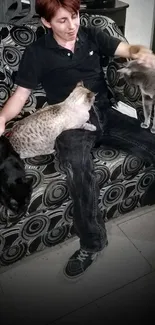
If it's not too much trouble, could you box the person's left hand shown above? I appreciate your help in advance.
[130,45,155,68]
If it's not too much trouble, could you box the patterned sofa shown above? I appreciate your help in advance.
[0,14,155,268]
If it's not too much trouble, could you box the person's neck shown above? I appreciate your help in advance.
[54,35,76,52]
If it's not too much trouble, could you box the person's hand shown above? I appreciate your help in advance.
[0,116,6,136]
[129,45,155,68]
[135,52,155,68]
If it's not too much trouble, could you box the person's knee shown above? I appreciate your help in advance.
[55,129,84,152]
[55,129,96,170]
[58,144,88,170]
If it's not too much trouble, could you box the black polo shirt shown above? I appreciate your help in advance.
[15,25,121,104]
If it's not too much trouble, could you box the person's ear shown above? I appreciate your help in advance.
[41,17,52,29]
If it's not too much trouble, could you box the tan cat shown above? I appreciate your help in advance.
[9,82,96,158]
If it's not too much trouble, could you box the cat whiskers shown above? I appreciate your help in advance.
[93,99,99,107]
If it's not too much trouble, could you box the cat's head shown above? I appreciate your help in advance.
[0,135,33,214]
[67,81,95,109]
[117,60,150,85]
[0,177,33,214]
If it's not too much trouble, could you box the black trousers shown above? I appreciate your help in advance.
[55,106,155,252]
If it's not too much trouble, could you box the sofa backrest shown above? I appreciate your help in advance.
[0,21,47,115]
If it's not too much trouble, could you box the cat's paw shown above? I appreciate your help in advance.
[87,124,96,131]
[140,122,150,129]
[83,123,96,131]
[151,127,155,134]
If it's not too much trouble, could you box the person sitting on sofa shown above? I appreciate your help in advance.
[0,0,155,279]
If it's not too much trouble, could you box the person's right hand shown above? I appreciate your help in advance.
[0,116,6,136]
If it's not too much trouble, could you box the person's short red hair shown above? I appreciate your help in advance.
[35,0,81,22]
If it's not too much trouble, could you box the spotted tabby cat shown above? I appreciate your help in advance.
[9,82,96,158]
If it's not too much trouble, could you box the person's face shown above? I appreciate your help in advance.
[42,7,80,42]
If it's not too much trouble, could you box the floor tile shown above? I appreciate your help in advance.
[0,294,24,325]
[119,211,155,268]
[111,204,155,225]
[0,223,150,325]
[0,282,4,295]
[48,302,101,325]
[0,280,23,325]
[95,271,155,324]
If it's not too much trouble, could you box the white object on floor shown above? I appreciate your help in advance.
[113,101,138,119]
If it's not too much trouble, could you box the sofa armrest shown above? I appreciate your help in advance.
[106,59,142,108]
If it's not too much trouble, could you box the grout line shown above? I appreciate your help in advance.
[109,205,155,226]
[117,224,154,269]
[94,269,155,305]
[46,270,155,325]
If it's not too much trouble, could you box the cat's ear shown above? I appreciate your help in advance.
[16,176,33,187]
[117,67,131,76]
[77,81,84,87]
[10,198,18,211]
[25,177,33,187]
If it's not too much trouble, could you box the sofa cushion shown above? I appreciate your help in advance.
[0,42,10,109]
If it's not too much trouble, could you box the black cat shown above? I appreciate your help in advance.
[0,136,32,214]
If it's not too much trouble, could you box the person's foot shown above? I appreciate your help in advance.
[63,240,108,279]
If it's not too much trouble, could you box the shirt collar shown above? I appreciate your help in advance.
[45,26,87,49]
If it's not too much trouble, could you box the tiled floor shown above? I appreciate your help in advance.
[0,205,155,325]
